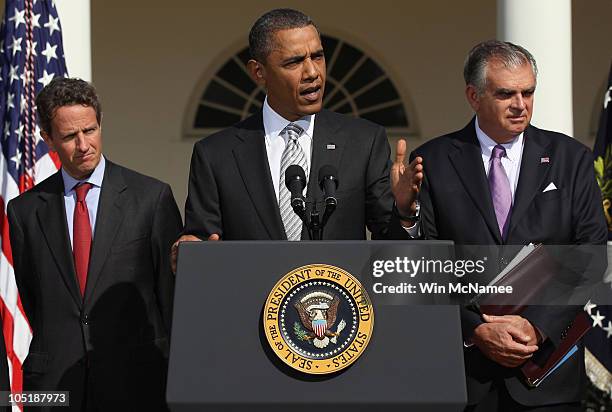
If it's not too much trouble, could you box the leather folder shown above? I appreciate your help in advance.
[473,244,591,387]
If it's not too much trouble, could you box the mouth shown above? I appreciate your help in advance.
[508,115,526,123]
[76,153,95,162]
[300,85,322,102]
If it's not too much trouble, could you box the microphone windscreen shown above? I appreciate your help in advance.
[285,165,306,190]
[318,164,338,186]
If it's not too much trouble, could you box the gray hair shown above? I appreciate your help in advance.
[463,40,538,94]
[249,8,319,63]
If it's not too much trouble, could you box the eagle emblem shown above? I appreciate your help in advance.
[293,291,346,348]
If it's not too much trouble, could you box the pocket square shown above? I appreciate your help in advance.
[543,182,557,192]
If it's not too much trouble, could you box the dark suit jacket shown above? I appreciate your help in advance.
[7,160,182,411]
[184,109,403,240]
[413,120,607,406]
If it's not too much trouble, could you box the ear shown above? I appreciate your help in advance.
[41,130,56,152]
[247,59,266,88]
[465,84,480,112]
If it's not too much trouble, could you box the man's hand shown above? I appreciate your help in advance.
[471,316,539,368]
[482,314,540,345]
[391,139,423,217]
[170,234,219,274]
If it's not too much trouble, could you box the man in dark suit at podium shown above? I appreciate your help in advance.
[173,8,420,255]
[8,78,182,411]
[406,41,607,411]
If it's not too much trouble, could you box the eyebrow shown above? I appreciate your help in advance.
[281,48,325,65]
[495,86,536,95]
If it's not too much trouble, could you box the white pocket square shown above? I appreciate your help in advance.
[543,182,557,192]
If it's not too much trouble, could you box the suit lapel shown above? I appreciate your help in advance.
[448,121,502,243]
[307,110,346,197]
[84,161,127,302]
[232,113,285,239]
[301,111,346,239]
[507,126,551,238]
[36,171,83,308]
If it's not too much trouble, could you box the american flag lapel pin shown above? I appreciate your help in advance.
[326,144,336,150]
[540,157,550,164]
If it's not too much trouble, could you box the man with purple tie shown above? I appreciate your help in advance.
[405,41,607,411]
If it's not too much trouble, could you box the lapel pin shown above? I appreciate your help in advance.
[326,144,336,150]
[540,157,550,164]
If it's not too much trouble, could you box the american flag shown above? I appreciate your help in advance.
[0,0,66,401]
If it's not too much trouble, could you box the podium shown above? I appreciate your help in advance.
[167,241,467,411]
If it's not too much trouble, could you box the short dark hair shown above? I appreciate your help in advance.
[249,8,318,63]
[36,77,102,134]
[463,40,538,95]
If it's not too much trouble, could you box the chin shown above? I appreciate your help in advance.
[300,103,323,115]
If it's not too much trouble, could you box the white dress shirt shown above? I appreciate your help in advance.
[474,117,524,200]
[263,97,315,202]
[62,155,106,248]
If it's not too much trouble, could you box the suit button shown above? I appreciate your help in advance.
[81,313,89,325]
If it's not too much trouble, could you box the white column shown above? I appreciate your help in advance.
[497,0,573,137]
[55,0,91,81]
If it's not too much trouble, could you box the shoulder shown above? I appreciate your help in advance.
[193,113,261,152]
[528,125,592,159]
[318,109,384,135]
[413,127,465,158]
[9,171,61,211]
[107,161,171,195]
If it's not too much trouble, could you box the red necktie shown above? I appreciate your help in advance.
[73,183,93,296]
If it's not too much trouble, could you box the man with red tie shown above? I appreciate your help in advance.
[7,77,182,411]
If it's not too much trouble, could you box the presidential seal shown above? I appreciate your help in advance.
[263,264,374,374]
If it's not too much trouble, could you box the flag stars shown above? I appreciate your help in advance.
[32,13,42,29]
[9,65,20,84]
[34,125,43,144]
[605,87,611,110]
[4,122,11,139]
[585,301,597,315]
[9,36,22,56]
[591,310,605,328]
[41,42,57,63]
[7,93,15,109]
[15,124,24,141]
[20,96,28,114]
[8,8,26,29]
[603,321,612,339]
[38,70,54,88]
[11,147,21,169]
[44,15,60,36]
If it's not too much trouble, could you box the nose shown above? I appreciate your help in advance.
[302,58,319,81]
[510,94,526,111]
[75,132,89,152]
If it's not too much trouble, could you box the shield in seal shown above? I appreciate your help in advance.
[263,264,374,374]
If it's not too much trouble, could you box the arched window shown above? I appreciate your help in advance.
[184,35,416,138]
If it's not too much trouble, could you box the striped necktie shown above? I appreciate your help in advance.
[488,145,512,240]
[279,123,308,241]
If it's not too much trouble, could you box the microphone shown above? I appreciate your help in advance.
[285,165,307,212]
[318,165,338,207]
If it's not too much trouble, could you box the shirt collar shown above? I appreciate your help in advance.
[262,97,315,141]
[474,117,523,162]
[62,155,106,195]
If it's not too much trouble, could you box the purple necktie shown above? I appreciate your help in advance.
[489,145,512,240]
